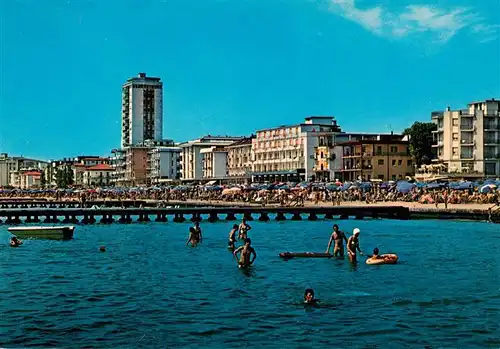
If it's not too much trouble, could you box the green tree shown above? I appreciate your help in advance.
[40,172,46,188]
[403,122,437,167]
[55,167,66,188]
[64,165,74,187]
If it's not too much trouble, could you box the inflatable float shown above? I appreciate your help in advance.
[366,254,398,265]
[279,252,333,259]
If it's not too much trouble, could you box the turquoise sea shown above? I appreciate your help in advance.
[1,218,499,348]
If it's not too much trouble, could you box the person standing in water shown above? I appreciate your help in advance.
[233,238,257,268]
[238,219,252,240]
[347,228,363,263]
[186,222,202,246]
[325,224,348,257]
[228,224,239,250]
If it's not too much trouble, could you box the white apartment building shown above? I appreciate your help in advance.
[147,146,181,184]
[432,99,500,176]
[110,149,127,186]
[252,116,342,182]
[179,136,243,181]
[0,153,47,187]
[121,73,163,148]
[201,147,228,179]
[83,164,114,187]
[226,137,254,183]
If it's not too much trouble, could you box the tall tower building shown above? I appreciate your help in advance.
[121,73,163,148]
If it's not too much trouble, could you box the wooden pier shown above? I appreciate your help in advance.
[0,206,410,225]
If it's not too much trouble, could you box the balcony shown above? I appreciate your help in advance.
[460,139,474,146]
[432,141,444,148]
[374,152,410,156]
[484,154,500,160]
[343,153,361,158]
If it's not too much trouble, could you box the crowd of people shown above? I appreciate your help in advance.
[1,182,499,207]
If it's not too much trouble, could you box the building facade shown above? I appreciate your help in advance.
[110,149,127,186]
[201,147,228,179]
[339,135,414,181]
[121,73,163,148]
[147,146,181,184]
[226,137,254,183]
[83,164,114,187]
[0,153,47,187]
[179,136,243,181]
[251,116,342,183]
[432,99,500,176]
[124,147,149,186]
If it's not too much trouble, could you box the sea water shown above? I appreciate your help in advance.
[0,218,499,348]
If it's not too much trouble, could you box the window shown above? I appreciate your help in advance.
[378,174,384,180]
[398,160,402,166]
[453,118,458,126]
[407,160,412,166]
[391,146,397,153]
[377,146,382,155]
[452,133,459,140]
[378,159,384,165]
[392,160,396,166]
[452,147,458,156]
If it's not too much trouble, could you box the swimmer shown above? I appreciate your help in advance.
[238,219,252,240]
[10,237,23,247]
[366,248,382,261]
[228,224,238,250]
[186,222,202,246]
[347,228,363,263]
[304,288,320,305]
[325,224,348,257]
[233,238,256,268]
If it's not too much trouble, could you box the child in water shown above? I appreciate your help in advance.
[304,289,319,305]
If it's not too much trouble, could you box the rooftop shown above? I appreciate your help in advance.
[86,164,114,171]
[125,73,162,84]
[23,171,41,176]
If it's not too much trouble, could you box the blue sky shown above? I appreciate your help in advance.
[0,0,499,160]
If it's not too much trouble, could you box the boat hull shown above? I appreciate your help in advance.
[8,226,75,240]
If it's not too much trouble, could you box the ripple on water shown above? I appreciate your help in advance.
[0,220,499,348]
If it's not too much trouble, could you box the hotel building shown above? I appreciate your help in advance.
[226,137,254,183]
[201,147,228,179]
[339,134,414,181]
[179,136,243,181]
[121,73,163,148]
[251,117,342,182]
[147,143,181,184]
[432,99,500,176]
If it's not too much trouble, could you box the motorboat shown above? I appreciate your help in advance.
[8,226,75,240]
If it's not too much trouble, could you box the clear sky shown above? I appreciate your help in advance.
[0,0,499,160]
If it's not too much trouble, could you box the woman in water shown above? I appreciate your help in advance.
[304,288,319,305]
[186,225,202,246]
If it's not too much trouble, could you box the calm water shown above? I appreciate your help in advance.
[1,217,499,348]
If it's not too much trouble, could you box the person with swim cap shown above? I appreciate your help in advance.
[347,228,363,263]
[304,288,319,305]
[228,224,239,250]
[326,224,348,257]
[233,238,257,268]
[238,219,252,240]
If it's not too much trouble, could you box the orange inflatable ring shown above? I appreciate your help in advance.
[366,254,398,265]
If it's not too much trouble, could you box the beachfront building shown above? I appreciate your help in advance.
[201,146,228,180]
[226,137,254,183]
[83,164,114,187]
[339,134,414,181]
[251,116,342,183]
[123,146,149,186]
[0,153,47,187]
[432,99,500,177]
[312,133,392,182]
[121,73,163,148]
[72,156,110,186]
[179,136,244,181]
[110,149,127,186]
[147,144,181,184]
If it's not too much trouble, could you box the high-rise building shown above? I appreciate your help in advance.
[121,73,163,148]
[432,99,500,176]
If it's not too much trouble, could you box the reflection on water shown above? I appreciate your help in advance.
[0,219,499,348]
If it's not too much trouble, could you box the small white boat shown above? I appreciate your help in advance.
[8,226,75,240]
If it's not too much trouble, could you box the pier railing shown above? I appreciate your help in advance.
[0,206,410,225]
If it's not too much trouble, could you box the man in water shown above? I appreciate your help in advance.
[233,238,257,268]
[304,288,319,305]
[325,224,348,257]
[186,222,202,246]
[238,219,252,240]
[228,224,239,250]
[347,228,363,263]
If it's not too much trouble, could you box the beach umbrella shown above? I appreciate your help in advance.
[396,181,416,194]
[480,184,497,193]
